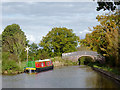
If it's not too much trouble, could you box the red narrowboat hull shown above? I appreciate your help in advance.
[36,65,54,72]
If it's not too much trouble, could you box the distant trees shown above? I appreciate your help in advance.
[2,24,80,70]
[26,42,50,60]
[39,27,80,56]
[35,49,50,60]
[29,42,38,60]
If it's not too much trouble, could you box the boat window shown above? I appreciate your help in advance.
[36,63,38,67]
[48,62,49,65]
[41,63,44,67]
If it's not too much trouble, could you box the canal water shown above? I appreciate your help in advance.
[2,65,120,88]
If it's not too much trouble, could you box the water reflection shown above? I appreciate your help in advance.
[2,65,120,88]
[85,71,119,88]
[81,66,120,88]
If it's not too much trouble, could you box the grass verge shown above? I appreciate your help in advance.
[93,65,120,75]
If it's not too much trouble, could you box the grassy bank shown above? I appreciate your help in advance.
[51,57,78,67]
[2,61,26,75]
[2,57,77,75]
[93,65,120,75]
[77,56,120,76]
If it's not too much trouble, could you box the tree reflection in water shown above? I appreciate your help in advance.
[85,67,120,88]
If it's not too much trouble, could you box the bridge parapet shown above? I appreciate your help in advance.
[62,51,105,63]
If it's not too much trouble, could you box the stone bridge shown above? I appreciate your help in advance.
[62,51,105,63]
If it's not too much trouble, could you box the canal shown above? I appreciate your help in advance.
[2,65,120,88]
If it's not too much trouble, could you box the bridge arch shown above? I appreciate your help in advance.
[78,56,95,65]
[77,55,95,61]
[62,51,105,63]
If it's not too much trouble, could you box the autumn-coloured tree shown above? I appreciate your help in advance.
[80,12,120,67]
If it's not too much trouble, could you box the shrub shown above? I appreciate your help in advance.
[2,60,19,71]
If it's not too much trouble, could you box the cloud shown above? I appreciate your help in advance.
[26,34,36,43]
[79,29,92,39]
[2,0,93,2]
[1,2,108,44]
[2,2,97,17]
[79,29,91,34]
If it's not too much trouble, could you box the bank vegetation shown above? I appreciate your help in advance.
[1,2,120,75]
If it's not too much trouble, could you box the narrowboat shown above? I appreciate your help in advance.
[24,59,54,73]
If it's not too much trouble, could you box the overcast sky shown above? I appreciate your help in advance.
[1,2,108,44]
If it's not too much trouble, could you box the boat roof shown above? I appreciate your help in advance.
[35,59,51,62]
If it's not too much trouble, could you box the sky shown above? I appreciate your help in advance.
[1,1,109,44]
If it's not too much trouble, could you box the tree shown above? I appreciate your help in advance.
[39,27,80,56]
[96,1,120,11]
[30,43,38,53]
[80,28,106,53]
[96,1,120,67]
[0,34,1,54]
[97,13,119,66]
[29,42,38,60]
[0,34,1,47]
[36,49,50,60]
[80,12,120,67]
[2,24,27,64]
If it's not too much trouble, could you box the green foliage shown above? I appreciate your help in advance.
[29,42,38,60]
[2,51,26,74]
[78,56,94,65]
[2,60,19,71]
[0,34,1,48]
[19,61,26,71]
[36,49,50,60]
[2,24,28,74]
[20,49,27,62]
[27,43,50,61]
[93,65,120,75]
[51,57,78,66]
[30,43,38,53]
[0,34,2,70]
[77,46,91,51]
[2,24,27,63]
[39,27,80,56]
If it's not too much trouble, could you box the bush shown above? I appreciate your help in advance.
[2,52,26,74]
[19,61,26,71]
[51,56,78,66]
[2,60,19,71]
